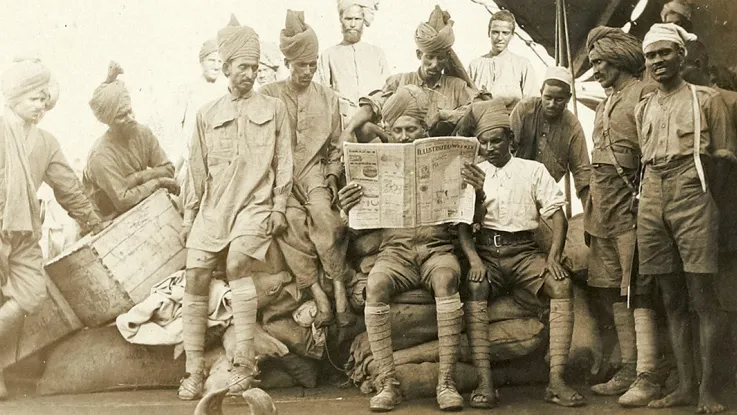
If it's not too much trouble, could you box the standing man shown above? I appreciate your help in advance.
[509,66,590,201]
[635,23,736,413]
[338,85,466,412]
[0,58,104,398]
[172,39,227,210]
[661,0,693,29]
[178,15,293,400]
[583,27,661,407]
[459,99,585,409]
[342,5,475,142]
[317,0,389,126]
[261,10,355,328]
[84,61,179,222]
[468,10,538,110]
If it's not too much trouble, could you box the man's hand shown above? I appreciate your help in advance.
[327,175,340,207]
[467,259,488,283]
[338,182,363,213]
[179,224,191,245]
[356,122,390,144]
[540,255,569,281]
[267,211,287,236]
[462,162,486,192]
[158,178,181,196]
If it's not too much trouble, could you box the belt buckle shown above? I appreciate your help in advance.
[493,234,502,247]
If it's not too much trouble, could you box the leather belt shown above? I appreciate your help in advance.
[476,229,535,247]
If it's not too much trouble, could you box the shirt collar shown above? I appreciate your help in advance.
[416,69,443,89]
[229,87,253,101]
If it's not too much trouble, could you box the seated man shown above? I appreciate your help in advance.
[338,85,477,412]
[84,61,179,222]
[459,100,586,408]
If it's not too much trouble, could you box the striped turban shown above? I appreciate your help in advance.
[89,63,130,125]
[199,39,218,62]
[218,14,260,63]
[1,58,58,110]
[586,26,645,76]
[338,0,380,27]
[414,6,455,54]
[472,99,510,137]
[382,85,430,127]
[280,10,319,63]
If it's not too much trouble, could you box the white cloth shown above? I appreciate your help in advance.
[468,49,538,109]
[479,157,566,232]
[115,270,232,347]
[642,23,698,52]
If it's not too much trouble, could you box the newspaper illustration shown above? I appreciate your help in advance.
[343,137,479,229]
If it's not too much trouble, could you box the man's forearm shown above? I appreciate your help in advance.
[458,223,483,264]
[548,209,568,260]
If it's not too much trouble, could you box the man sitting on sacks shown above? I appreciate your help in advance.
[337,85,483,412]
[458,100,586,408]
[84,61,180,222]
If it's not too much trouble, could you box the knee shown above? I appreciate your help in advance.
[430,268,459,297]
[186,268,211,295]
[546,277,572,299]
[226,255,253,280]
[464,280,490,301]
[366,272,393,303]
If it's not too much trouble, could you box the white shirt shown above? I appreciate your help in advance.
[479,157,565,232]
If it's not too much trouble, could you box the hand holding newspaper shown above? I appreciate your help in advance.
[343,137,479,229]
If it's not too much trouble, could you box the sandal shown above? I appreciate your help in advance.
[469,387,498,409]
[227,364,260,396]
[178,372,206,401]
[544,384,587,407]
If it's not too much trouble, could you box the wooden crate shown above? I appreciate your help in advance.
[0,272,83,368]
[45,189,185,327]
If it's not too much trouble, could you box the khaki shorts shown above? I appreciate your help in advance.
[638,158,719,275]
[370,249,460,294]
[186,235,273,270]
[587,231,636,292]
[0,232,47,313]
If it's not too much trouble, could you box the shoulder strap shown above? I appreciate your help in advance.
[690,84,707,193]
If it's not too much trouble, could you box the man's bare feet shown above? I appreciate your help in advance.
[648,387,696,409]
[545,376,586,407]
[697,392,725,414]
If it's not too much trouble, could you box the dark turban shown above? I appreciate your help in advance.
[586,26,645,76]
[414,6,455,54]
[471,99,510,137]
[199,39,218,62]
[382,85,430,127]
[218,14,260,63]
[280,10,319,63]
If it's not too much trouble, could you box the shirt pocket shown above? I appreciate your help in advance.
[244,109,275,155]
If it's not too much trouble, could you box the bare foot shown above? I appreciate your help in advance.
[545,377,586,407]
[469,379,497,409]
[648,388,696,409]
[697,392,725,414]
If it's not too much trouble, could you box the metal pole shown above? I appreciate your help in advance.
[558,0,574,217]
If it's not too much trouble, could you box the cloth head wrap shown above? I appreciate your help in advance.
[338,0,380,27]
[280,10,319,63]
[218,14,260,63]
[382,85,430,127]
[414,6,455,54]
[1,58,58,110]
[586,26,645,76]
[199,39,218,62]
[89,62,130,125]
[544,66,573,87]
[661,1,692,22]
[643,23,698,53]
[472,99,510,137]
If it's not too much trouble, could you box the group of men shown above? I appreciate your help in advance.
[1,0,736,414]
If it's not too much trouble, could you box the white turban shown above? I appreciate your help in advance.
[1,58,58,110]
[338,0,380,27]
[544,66,573,87]
[643,23,698,53]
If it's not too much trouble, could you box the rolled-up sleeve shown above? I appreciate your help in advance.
[271,100,293,214]
[534,164,566,219]
[568,123,592,198]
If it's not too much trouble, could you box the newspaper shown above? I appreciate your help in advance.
[343,137,479,229]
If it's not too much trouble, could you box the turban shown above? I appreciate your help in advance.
[260,41,283,69]
[338,0,380,27]
[218,14,260,63]
[661,1,692,22]
[643,23,698,53]
[1,58,58,110]
[199,39,218,62]
[382,85,430,127]
[89,62,131,125]
[280,10,319,63]
[414,6,455,54]
[472,99,510,137]
[544,66,573,87]
[586,26,645,75]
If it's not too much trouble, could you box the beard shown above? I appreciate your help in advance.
[343,29,362,44]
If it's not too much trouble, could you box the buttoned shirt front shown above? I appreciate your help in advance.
[479,157,566,232]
